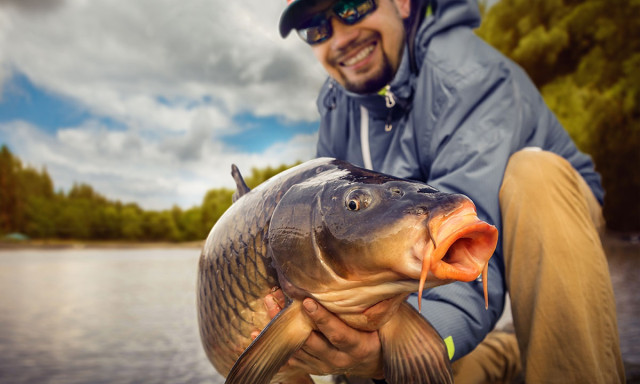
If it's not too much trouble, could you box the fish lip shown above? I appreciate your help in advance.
[428,217,497,310]
[430,220,497,280]
[417,200,498,302]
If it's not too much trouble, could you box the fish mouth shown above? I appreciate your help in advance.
[417,199,498,309]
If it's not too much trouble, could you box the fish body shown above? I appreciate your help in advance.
[197,158,498,384]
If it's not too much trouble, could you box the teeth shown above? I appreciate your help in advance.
[343,45,374,66]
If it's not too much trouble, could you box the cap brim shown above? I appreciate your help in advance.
[279,0,333,38]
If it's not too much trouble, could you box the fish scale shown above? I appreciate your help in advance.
[197,162,320,376]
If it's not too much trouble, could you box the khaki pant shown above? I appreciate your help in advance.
[452,149,625,383]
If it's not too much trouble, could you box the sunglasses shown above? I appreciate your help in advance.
[296,0,378,45]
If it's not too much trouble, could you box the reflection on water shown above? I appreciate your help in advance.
[0,248,223,384]
[0,239,638,383]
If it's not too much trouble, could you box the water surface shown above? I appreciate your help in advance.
[0,238,637,383]
[0,248,223,384]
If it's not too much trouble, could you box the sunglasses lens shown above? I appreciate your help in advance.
[296,0,376,45]
[333,0,376,25]
[297,15,331,45]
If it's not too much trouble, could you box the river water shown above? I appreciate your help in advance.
[0,238,638,383]
[0,248,223,384]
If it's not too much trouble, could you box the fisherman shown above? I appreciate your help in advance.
[264,0,625,382]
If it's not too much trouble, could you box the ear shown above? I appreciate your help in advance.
[394,0,411,19]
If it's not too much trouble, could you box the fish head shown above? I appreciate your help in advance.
[268,161,497,328]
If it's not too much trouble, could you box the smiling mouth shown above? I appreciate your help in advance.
[340,43,376,67]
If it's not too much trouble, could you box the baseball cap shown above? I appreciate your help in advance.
[279,0,334,38]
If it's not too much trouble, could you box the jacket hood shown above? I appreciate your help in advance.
[417,0,482,44]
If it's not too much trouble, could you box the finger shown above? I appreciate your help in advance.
[264,293,282,319]
[288,347,333,376]
[271,286,286,308]
[302,298,359,351]
[299,330,340,359]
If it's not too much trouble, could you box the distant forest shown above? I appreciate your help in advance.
[0,145,295,242]
[1,0,638,241]
[477,0,639,231]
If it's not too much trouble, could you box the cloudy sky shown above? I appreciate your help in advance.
[0,0,328,210]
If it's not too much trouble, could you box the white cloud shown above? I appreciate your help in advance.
[1,119,317,210]
[0,0,325,125]
[0,0,326,209]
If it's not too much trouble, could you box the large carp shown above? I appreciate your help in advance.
[197,158,498,384]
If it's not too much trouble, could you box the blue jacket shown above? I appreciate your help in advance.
[315,0,603,360]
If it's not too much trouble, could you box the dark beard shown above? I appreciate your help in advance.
[342,54,395,94]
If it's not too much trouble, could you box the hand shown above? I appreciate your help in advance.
[255,288,384,379]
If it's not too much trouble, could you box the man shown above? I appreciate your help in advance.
[264,0,625,382]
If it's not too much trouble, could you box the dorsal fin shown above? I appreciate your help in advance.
[231,164,251,203]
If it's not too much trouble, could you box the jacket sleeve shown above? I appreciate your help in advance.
[411,28,601,360]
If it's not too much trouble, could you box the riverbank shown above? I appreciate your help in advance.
[2,230,636,251]
[0,239,204,251]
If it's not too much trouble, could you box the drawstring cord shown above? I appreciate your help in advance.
[381,85,396,132]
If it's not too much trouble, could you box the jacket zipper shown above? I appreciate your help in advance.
[383,85,396,132]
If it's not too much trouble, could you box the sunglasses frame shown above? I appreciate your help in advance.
[296,0,378,45]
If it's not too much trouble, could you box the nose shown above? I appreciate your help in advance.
[329,17,359,51]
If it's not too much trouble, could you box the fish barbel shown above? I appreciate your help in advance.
[197,158,498,384]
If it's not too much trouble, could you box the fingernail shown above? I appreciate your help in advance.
[303,299,317,313]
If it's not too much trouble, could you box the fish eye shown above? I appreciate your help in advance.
[345,189,372,211]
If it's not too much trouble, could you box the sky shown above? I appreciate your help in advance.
[0,0,328,210]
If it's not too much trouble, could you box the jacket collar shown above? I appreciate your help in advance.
[346,44,415,120]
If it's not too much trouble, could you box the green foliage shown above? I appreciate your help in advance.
[0,145,298,241]
[478,0,640,231]
[199,162,301,236]
[201,188,235,235]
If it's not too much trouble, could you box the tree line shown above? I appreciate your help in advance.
[477,0,640,231]
[0,145,296,242]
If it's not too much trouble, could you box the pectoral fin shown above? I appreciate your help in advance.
[225,300,313,384]
[378,302,453,384]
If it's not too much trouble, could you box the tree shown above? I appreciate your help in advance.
[0,144,301,241]
[200,188,234,234]
[120,204,144,240]
[0,145,22,234]
[477,0,640,231]
[142,210,181,241]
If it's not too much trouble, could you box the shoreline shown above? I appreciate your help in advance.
[1,230,637,251]
[0,239,204,251]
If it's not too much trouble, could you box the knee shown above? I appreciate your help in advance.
[500,148,574,199]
